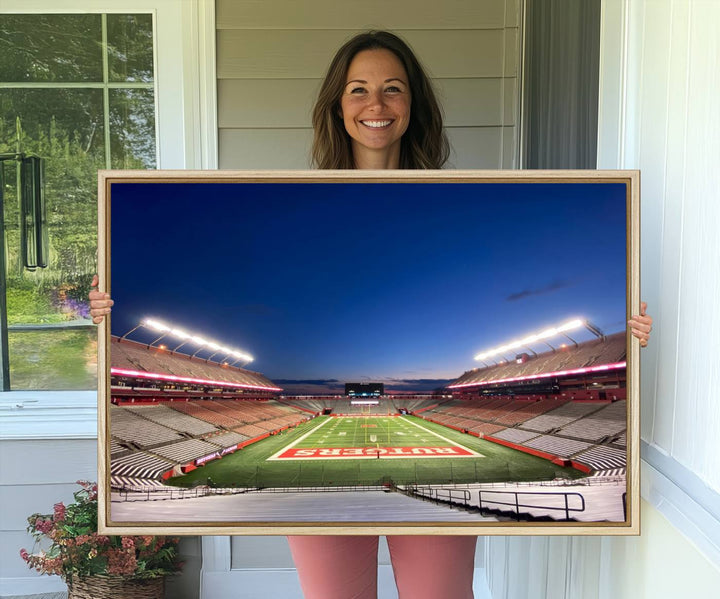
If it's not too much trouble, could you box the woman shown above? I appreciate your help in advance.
[90,31,653,599]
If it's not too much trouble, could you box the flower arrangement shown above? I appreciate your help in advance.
[20,481,182,585]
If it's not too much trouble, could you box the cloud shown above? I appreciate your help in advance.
[506,278,576,302]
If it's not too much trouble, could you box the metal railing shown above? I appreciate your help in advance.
[477,489,586,521]
[112,483,394,502]
[408,486,472,507]
[114,486,251,502]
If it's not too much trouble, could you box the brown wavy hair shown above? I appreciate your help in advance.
[311,31,449,170]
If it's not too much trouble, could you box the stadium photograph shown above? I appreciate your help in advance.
[101,173,635,531]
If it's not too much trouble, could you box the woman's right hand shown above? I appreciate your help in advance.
[89,274,113,324]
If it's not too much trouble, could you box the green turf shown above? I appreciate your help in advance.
[167,415,586,489]
[293,414,461,449]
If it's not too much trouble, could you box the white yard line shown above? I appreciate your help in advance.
[266,418,333,461]
[403,418,484,458]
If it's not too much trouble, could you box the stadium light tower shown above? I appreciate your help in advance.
[121,318,254,365]
[473,318,601,363]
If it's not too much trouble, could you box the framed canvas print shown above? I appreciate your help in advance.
[97,170,640,535]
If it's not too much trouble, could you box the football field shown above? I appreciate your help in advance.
[268,414,482,460]
[168,415,586,489]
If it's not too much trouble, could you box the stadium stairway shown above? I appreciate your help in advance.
[401,481,626,522]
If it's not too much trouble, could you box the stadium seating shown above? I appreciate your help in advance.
[554,400,627,441]
[111,451,174,479]
[111,336,278,390]
[574,445,627,470]
[451,331,626,390]
[110,405,185,447]
[167,401,244,428]
[492,428,541,444]
[206,431,251,447]
[519,402,606,433]
[523,435,593,458]
[122,404,218,435]
[150,439,220,463]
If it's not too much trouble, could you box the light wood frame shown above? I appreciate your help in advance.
[98,169,640,535]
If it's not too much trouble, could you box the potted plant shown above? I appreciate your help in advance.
[20,480,182,599]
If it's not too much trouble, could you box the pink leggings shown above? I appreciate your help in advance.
[287,535,476,599]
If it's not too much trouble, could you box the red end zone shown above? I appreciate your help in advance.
[277,446,476,459]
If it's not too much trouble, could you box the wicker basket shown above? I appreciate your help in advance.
[67,575,164,599]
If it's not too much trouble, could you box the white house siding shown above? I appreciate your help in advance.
[216,0,521,169]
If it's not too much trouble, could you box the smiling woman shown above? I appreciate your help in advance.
[311,30,448,170]
[340,49,412,168]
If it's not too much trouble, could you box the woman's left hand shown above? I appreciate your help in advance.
[628,301,652,348]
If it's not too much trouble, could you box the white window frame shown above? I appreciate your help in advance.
[0,0,217,440]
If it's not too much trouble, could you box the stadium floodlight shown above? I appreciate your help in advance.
[144,318,170,332]
[137,318,254,364]
[474,318,586,361]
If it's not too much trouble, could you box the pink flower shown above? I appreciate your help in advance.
[19,549,29,562]
[34,518,53,534]
[43,557,64,576]
[107,548,137,576]
[121,537,135,549]
[53,502,66,522]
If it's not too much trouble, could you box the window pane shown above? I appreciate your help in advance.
[2,89,104,390]
[107,14,154,83]
[110,89,156,168]
[8,329,97,390]
[0,89,106,161]
[0,14,102,82]
[1,88,105,277]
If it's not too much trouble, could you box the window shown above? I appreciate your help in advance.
[0,13,156,390]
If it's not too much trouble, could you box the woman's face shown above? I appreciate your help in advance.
[340,49,411,165]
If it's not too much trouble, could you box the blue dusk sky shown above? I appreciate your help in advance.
[110,180,627,394]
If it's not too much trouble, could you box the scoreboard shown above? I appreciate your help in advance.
[345,382,384,397]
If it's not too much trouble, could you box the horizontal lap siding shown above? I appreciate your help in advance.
[216,0,516,30]
[218,30,511,79]
[216,0,521,170]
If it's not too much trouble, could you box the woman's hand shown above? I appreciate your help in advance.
[89,274,113,324]
[628,301,652,348]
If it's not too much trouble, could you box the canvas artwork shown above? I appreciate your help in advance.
[97,170,640,535]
